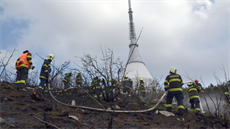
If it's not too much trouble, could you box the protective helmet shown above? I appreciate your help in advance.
[47,53,55,60]
[124,75,128,78]
[195,79,199,83]
[140,78,143,81]
[23,50,29,54]
[188,80,193,85]
[70,72,73,76]
[170,67,177,73]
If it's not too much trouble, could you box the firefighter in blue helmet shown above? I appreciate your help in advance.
[62,72,73,95]
[187,80,201,114]
[164,67,184,117]
[38,54,54,94]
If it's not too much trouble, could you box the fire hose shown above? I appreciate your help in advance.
[48,83,168,113]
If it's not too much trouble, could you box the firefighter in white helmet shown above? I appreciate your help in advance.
[164,67,185,117]
[38,53,55,96]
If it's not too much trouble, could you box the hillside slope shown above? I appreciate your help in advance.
[0,84,229,129]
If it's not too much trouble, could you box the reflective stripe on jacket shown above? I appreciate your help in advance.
[76,75,83,84]
[91,78,102,90]
[123,78,132,87]
[139,81,145,92]
[16,52,32,69]
[39,59,51,80]
[63,73,72,82]
[164,73,183,92]
[187,84,199,99]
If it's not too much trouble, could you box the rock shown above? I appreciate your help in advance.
[159,111,175,117]
[155,110,159,114]
[177,117,185,121]
[0,117,5,124]
[114,105,120,109]
[68,115,79,121]
[71,100,76,106]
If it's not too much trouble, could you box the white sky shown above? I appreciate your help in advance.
[0,0,229,88]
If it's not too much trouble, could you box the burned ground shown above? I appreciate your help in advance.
[0,84,229,129]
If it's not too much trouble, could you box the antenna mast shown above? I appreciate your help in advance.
[128,0,137,47]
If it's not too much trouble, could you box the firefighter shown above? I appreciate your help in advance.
[75,72,83,94]
[62,72,73,95]
[38,54,55,94]
[187,80,201,114]
[109,78,118,102]
[75,72,83,87]
[139,78,146,99]
[225,80,230,104]
[15,50,34,91]
[194,80,204,93]
[164,67,184,117]
[123,76,132,100]
[91,76,104,101]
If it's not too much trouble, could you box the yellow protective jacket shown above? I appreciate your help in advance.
[164,73,184,92]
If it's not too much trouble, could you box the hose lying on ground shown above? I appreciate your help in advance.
[48,84,168,113]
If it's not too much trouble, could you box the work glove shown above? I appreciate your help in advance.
[102,78,105,83]
[30,65,35,70]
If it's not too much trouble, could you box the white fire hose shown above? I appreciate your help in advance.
[48,82,168,113]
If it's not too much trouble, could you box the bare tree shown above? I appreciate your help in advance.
[76,47,124,102]
[0,49,16,80]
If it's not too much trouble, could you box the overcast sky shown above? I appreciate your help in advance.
[0,0,229,88]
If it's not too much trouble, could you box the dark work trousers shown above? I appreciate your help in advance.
[94,88,102,101]
[76,82,82,87]
[75,83,82,94]
[38,78,53,94]
[15,67,28,90]
[63,82,70,95]
[190,98,200,112]
[166,92,184,116]
[109,86,114,102]
[123,86,131,101]
[140,91,146,99]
